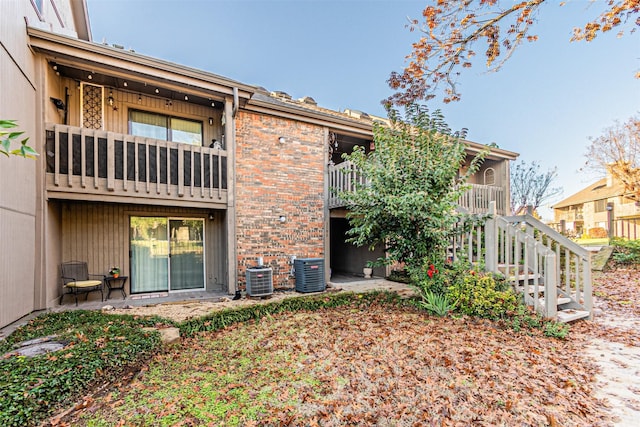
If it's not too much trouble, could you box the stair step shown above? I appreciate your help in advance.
[539,297,572,306]
[556,309,590,323]
[516,286,546,294]
[509,273,542,282]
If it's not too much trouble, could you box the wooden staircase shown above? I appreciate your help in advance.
[454,203,592,323]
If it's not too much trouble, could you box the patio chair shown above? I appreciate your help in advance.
[59,261,105,306]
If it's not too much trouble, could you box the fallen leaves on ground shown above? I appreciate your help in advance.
[592,268,640,317]
[63,303,609,426]
[573,268,640,347]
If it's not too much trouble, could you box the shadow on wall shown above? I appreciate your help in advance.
[330,218,385,278]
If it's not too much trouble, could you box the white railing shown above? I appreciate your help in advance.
[457,184,506,215]
[328,161,506,214]
[45,124,227,206]
[456,203,592,320]
[328,161,367,209]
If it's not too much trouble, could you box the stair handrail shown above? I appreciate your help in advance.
[502,212,592,318]
[502,214,590,259]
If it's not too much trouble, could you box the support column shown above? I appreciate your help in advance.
[224,96,237,294]
[323,127,331,284]
[485,201,498,272]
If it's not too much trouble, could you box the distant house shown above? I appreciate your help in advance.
[553,174,640,239]
[0,0,517,329]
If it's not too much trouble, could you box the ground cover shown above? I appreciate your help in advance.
[69,303,607,426]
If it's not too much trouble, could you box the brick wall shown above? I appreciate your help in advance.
[235,111,326,289]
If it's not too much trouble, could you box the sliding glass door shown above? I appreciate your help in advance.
[130,217,205,293]
[169,219,205,290]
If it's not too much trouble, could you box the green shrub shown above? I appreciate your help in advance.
[611,237,640,265]
[410,259,469,296]
[0,311,171,426]
[446,273,518,320]
[504,303,569,339]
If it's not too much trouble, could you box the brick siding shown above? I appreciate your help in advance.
[235,111,326,289]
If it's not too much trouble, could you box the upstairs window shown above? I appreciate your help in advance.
[483,168,496,186]
[594,199,607,213]
[129,110,202,145]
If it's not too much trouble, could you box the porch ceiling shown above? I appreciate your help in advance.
[51,62,226,110]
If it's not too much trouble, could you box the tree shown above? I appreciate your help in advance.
[510,160,561,215]
[583,114,640,201]
[387,0,639,105]
[0,120,37,159]
[339,104,484,270]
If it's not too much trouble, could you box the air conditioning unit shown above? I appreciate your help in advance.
[246,267,273,297]
[294,258,325,293]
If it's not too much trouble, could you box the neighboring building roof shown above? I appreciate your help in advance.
[553,178,628,209]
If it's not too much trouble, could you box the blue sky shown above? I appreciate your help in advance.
[86,0,639,219]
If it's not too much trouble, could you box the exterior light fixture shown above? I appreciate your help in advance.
[278,136,286,144]
[107,91,114,106]
[123,81,128,87]
[279,215,286,223]
[155,88,160,94]
[138,94,142,104]
[184,95,189,101]
[87,73,93,80]
[208,117,214,126]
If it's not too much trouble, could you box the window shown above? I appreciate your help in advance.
[129,110,202,145]
[594,199,607,212]
[483,168,495,185]
[31,0,44,19]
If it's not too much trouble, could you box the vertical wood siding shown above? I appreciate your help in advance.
[60,202,227,296]
[59,78,223,146]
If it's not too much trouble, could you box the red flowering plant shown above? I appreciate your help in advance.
[410,259,471,297]
[411,261,448,296]
[426,263,438,279]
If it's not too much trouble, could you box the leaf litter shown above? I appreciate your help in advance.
[63,302,610,426]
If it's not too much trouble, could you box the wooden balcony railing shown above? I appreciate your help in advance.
[45,124,227,208]
[328,161,506,215]
[456,183,506,215]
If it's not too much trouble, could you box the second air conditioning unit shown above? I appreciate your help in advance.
[294,258,325,293]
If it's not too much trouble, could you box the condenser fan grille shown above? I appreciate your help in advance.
[246,267,273,296]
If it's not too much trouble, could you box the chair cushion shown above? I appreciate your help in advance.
[65,280,102,288]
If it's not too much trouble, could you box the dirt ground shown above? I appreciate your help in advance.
[106,280,415,322]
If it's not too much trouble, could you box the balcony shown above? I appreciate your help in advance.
[45,124,227,208]
[328,161,506,215]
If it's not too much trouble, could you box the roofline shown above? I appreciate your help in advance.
[552,177,631,209]
[464,140,519,161]
[246,97,375,136]
[26,29,521,159]
[27,27,257,99]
